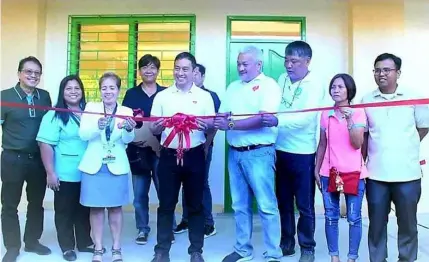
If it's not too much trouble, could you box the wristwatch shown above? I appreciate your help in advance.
[228,119,235,130]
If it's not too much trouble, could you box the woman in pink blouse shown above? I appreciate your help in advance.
[314,73,368,262]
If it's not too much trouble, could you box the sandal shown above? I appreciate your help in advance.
[92,249,104,262]
[112,248,123,262]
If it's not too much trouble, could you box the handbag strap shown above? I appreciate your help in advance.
[327,112,363,171]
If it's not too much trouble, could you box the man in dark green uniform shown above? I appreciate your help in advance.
[1,56,52,262]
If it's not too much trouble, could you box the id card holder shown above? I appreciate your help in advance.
[102,144,116,164]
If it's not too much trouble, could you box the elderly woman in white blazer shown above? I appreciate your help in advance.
[79,72,136,262]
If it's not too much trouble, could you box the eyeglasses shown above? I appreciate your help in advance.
[373,68,397,76]
[21,69,42,77]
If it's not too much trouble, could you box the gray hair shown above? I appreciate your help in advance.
[238,45,263,63]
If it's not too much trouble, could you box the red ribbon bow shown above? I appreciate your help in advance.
[162,113,198,166]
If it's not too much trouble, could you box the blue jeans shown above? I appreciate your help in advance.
[132,156,159,233]
[180,145,214,226]
[228,145,282,260]
[320,177,365,260]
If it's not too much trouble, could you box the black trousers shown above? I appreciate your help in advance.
[154,145,206,255]
[0,150,47,250]
[366,179,421,262]
[54,181,92,252]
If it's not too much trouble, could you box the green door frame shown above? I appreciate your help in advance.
[223,15,307,213]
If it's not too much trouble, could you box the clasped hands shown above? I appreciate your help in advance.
[98,117,137,131]
[213,111,279,130]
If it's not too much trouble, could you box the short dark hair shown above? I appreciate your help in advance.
[329,73,357,103]
[374,53,402,70]
[55,75,86,125]
[196,64,206,75]
[138,54,161,69]
[174,52,196,68]
[18,56,43,72]
[285,40,312,59]
[99,72,121,89]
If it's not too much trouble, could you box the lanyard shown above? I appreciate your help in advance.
[104,104,118,142]
[70,113,81,127]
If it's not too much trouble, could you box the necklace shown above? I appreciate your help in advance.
[281,71,309,108]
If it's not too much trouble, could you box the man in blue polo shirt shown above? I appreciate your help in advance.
[174,63,220,238]
[122,54,167,245]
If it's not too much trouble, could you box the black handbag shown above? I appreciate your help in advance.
[126,144,155,174]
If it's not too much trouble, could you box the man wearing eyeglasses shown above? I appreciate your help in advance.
[261,41,327,262]
[0,56,52,262]
[362,53,429,262]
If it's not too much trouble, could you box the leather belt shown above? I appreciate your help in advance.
[4,149,40,159]
[230,144,272,152]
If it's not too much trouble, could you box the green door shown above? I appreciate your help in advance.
[224,42,287,213]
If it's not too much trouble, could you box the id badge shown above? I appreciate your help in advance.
[102,144,116,164]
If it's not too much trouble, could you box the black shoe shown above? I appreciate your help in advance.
[151,253,170,262]
[2,249,19,262]
[282,247,295,257]
[63,250,77,261]
[299,252,315,262]
[24,242,51,255]
[173,220,188,234]
[190,252,204,262]
[204,225,217,239]
[222,252,253,262]
[136,231,148,245]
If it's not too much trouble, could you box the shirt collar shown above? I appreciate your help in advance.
[171,83,197,94]
[13,82,40,100]
[284,71,313,85]
[372,85,404,99]
[138,82,165,94]
[242,73,266,84]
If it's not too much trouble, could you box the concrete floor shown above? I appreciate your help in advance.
[1,212,429,262]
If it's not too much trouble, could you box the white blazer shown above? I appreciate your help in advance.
[78,102,135,175]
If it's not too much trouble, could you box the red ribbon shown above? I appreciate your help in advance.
[162,113,199,166]
[2,98,429,119]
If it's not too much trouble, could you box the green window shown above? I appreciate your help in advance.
[67,15,196,102]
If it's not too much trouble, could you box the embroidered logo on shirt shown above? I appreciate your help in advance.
[252,85,259,91]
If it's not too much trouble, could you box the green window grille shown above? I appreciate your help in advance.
[67,15,196,102]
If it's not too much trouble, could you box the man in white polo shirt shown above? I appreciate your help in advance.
[214,45,283,262]
[362,53,429,262]
[149,52,215,262]
[262,41,326,262]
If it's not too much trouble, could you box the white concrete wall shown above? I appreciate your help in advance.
[2,0,427,214]
[404,0,429,214]
[42,0,349,210]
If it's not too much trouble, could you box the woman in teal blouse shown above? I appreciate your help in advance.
[36,75,94,261]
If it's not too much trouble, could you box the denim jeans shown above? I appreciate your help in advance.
[180,145,214,226]
[132,156,159,233]
[320,177,365,260]
[228,145,282,260]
